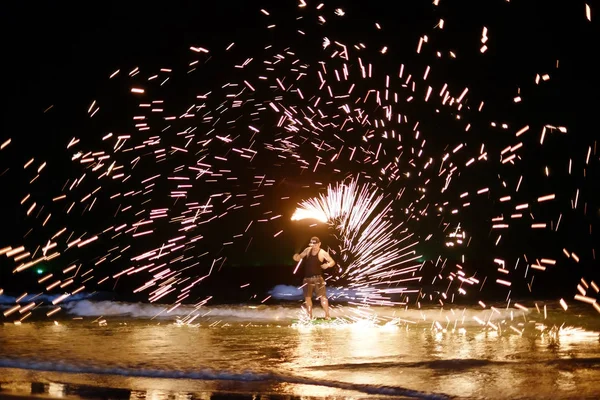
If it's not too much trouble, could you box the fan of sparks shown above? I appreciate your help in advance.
[292,177,423,305]
[0,0,598,321]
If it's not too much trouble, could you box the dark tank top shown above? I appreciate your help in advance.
[304,250,323,278]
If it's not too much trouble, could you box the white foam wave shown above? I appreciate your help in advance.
[268,284,530,325]
[0,292,96,305]
[269,284,365,300]
[64,300,303,320]
[0,357,451,399]
[62,298,528,327]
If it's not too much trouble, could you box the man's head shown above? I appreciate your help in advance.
[309,236,321,249]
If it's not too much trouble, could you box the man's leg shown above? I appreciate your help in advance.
[305,297,313,319]
[303,280,314,319]
[317,278,330,319]
[319,295,330,319]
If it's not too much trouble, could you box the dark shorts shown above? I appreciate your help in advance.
[302,275,326,299]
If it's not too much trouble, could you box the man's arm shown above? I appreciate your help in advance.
[293,247,310,262]
[319,249,336,269]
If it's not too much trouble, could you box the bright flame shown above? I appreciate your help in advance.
[290,208,327,223]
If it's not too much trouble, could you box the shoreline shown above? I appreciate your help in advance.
[0,368,406,400]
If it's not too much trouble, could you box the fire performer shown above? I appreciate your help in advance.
[292,236,335,319]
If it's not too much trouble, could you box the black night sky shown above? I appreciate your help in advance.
[1,0,599,304]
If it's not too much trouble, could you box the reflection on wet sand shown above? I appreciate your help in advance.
[0,310,599,399]
[0,380,365,400]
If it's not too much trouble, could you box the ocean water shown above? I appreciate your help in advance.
[1,293,600,399]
